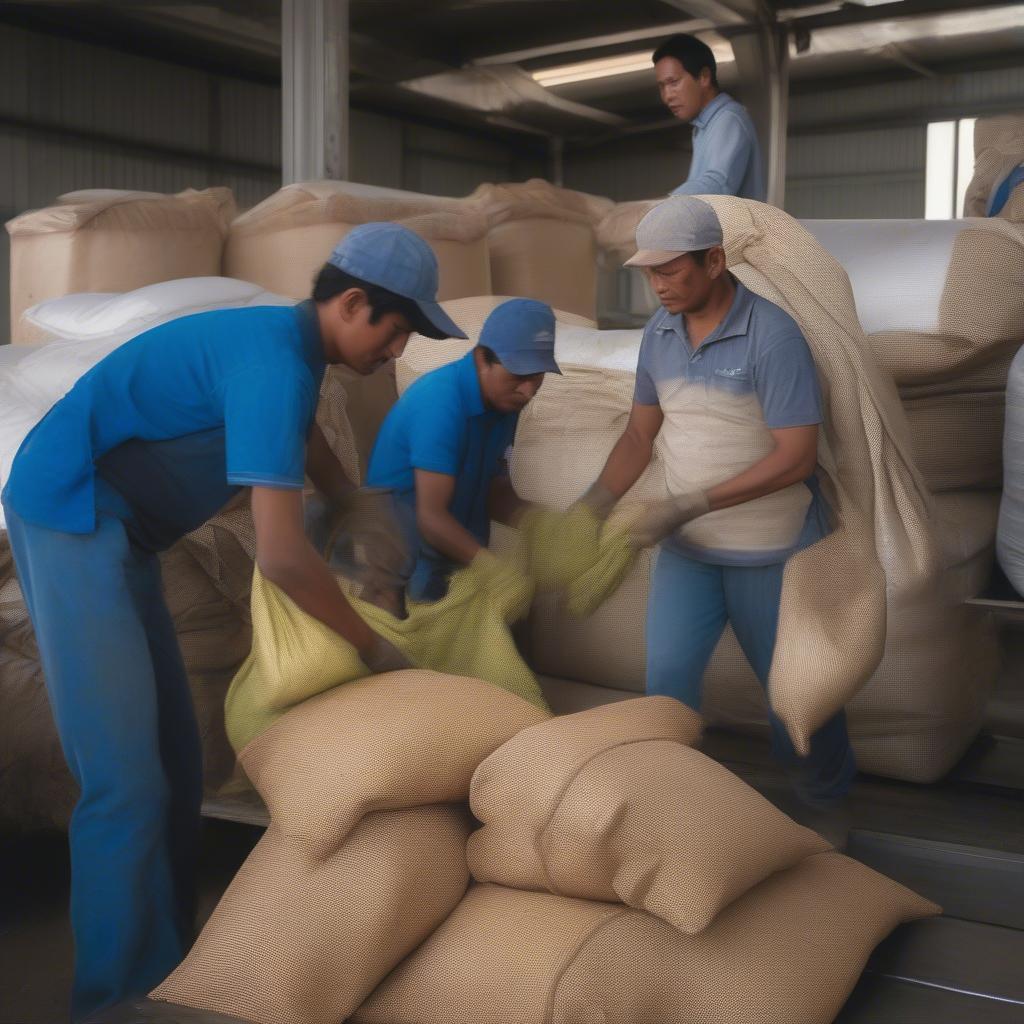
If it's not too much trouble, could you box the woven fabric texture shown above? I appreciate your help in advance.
[353,854,936,1024]
[469,728,830,934]
[224,181,491,302]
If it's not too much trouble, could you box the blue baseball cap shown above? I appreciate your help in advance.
[479,298,561,376]
[327,222,467,340]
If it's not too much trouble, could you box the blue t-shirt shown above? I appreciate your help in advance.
[635,280,831,566]
[672,92,766,202]
[367,350,517,601]
[3,302,325,538]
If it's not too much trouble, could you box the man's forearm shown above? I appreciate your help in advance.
[705,447,817,511]
[598,432,655,499]
[259,540,376,654]
[417,509,483,565]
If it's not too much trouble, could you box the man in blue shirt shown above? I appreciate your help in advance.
[367,298,560,609]
[0,223,465,1020]
[576,196,855,806]
[653,33,766,202]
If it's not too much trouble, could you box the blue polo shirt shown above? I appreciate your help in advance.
[367,350,518,601]
[672,92,765,201]
[2,302,325,545]
[635,280,831,566]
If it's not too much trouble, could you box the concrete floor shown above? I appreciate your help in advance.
[0,819,263,1024]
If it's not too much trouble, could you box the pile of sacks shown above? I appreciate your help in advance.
[153,678,937,1024]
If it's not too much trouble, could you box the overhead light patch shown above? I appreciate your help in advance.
[532,42,734,88]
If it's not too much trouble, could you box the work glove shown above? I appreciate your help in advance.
[361,632,414,674]
[629,490,711,549]
[306,488,409,596]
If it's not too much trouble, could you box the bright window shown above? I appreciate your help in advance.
[925,117,977,219]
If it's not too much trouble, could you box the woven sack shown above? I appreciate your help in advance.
[225,180,490,302]
[6,188,235,343]
[470,732,829,933]
[353,854,938,1024]
[153,673,544,1024]
[468,181,613,320]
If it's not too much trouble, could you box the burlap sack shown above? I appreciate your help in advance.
[468,181,614,321]
[152,804,473,1024]
[6,188,235,343]
[353,854,937,1024]
[470,732,829,934]
[153,673,544,1024]
[903,389,1005,491]
[964,112,1024,220]
[224,181,491,302]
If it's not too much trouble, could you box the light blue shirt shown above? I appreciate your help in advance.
[634,280,831,566]
[672,92,766,202]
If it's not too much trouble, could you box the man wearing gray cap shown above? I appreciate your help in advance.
[367,298,561,609]
[576,196,855,806]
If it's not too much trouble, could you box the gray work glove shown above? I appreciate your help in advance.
[306,488,409,595]
[571,481,618,521]
[361,632,414,674]
[630,490,711,549]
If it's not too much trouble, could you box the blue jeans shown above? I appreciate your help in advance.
[646,546,856,802]
[4,481,202,1020]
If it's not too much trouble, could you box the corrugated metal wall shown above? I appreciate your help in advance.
[0,22,544,338]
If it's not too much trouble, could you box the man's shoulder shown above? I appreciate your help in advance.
[746,291,808,351]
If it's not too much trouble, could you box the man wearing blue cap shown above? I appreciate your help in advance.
[367,298,560,608]
[0,222,465,1020]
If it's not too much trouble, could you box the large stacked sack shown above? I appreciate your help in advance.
[964,112,1024,221]
[400,202,1001,782]
[153,690,937,1024]
[468,180,614,321]
[6,188,236,344]
[802,217,1024,494]
[224,180,492,469]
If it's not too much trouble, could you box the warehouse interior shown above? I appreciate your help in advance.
[1,1,1023,1023]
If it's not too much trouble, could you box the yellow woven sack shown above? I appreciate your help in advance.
[225,510,637,754]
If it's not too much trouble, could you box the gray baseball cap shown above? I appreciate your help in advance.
[625,196,724,267]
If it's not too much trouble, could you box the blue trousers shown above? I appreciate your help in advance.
[646,546,856,802]
[4,482,202,1020]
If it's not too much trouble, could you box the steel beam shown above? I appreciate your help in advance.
[730,19,790,206]
[282,0,349,183]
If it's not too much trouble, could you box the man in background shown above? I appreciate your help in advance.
[654,33,766,201]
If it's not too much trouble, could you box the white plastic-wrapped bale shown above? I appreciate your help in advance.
[997,345,1024,596]
[6,188,236,344]
[468,180,613,322]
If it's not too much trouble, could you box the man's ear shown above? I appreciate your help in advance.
[708,245,727,278]
[337,286,369,323]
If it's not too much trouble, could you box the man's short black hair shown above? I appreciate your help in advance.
[478,345,501,366]
[311,263,446,339]
[652,33,719,89]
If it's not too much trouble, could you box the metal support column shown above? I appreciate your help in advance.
[730,19,789,208]
[282,0,349,184]
[549,136,565,187]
